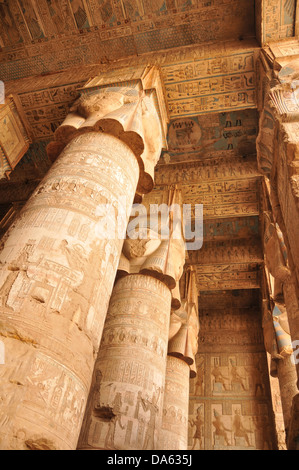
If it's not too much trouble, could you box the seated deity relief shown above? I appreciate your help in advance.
[210,356,266,396]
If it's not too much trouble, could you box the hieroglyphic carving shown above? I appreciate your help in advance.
[164,55,256,116]
[198,311,265,349]
[192,263,260,292]
[187,238,263,265]
[0,96,30,179]
[186,236,263,295]
[189,403,204,450]
[17,83,84,140]
[261,0,296,45]
[78,274,172,450]
[155,155,260,186]
[149,176,260,221]
[3,42,259,147]
[181,178,260,220]
[182,179,259,199]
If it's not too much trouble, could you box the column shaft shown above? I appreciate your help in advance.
[0,132,139,450]
[78,274,172,450]
[158,355,190,450]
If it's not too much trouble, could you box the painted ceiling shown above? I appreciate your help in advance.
[0,0,297,82]
[0,0,256,81]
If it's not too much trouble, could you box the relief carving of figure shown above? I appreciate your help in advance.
[229,360,247,391]
[80,369,103,443]
[104,393,127,450]
[0,242,35,309]
[140,387,161,450]
[212,362,229,392]
[253,415,272,450]
[194,357,204,396]
[59,240,106,333]
[212,410,231,447]
[233,409,253,447]
[189,405,204,450]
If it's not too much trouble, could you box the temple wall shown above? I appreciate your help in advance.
[189,305,278,450]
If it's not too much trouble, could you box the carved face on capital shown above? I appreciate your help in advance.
[123,236,161,261]
[71,90,137,119]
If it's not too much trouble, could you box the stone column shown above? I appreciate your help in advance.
[262,201,299,446]
[159,356,190,450]
[78,187,186,450]
[159,267,200,450]
[258,44,299,450]
[262,300,298,440]
[257,44,299,295]
[276,357,298,438]
[262,179,299,384]
[283,280,299,381]
[78,274,172,450]
[0,66,168,450]
[287,393,299,449]
[265,352,287,450]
